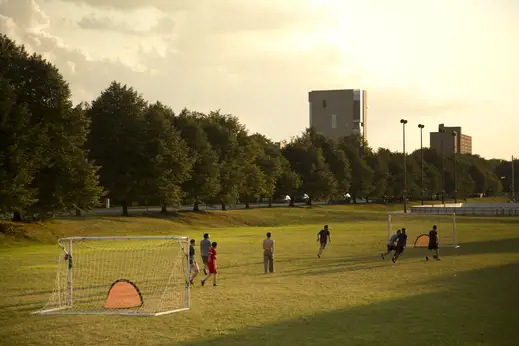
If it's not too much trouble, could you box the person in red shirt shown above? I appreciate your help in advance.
[201,242,218,287]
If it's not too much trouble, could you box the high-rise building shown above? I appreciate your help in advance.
[430,124,472,154]
[308,89,367,142]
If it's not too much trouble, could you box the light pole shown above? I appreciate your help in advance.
[512,155,516,201]
[418,124,425,205]
[452,130,457,203]
[400,119,408,213]
[439,126,446,204]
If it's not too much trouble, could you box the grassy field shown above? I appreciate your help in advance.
[1,204,518,346]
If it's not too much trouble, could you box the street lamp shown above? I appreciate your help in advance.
[400,119,408,213]
[418,124,425,205]
[452,130,457,203]
[439,126,446,204]
[512,155,516,202]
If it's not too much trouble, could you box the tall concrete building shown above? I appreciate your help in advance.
[308,89,367,142]
[430,123,472,154]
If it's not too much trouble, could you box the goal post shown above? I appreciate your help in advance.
[387,212,460,248]
[33,236,190,316]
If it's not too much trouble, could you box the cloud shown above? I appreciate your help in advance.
[76,11,175,35]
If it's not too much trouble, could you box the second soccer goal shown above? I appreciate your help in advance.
[387,212,460,248]
[33,236,190,316]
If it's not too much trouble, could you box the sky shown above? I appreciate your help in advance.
[1,0,518,160]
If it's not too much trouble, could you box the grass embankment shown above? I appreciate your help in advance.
[1,204,518,346]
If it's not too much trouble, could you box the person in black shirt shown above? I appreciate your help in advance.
[317,225,331,258]
[426,225,440,261]
[188,239,199,285]
[392,228,407,263]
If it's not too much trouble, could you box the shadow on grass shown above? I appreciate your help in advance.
[182,262,519,346]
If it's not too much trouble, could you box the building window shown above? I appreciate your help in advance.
[322,100,327,108]
[331,114,337,129]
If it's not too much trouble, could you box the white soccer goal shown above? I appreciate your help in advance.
[33,236,190,316]
[387,212,460,248]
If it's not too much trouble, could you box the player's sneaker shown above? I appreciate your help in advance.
[201,280,205,286]
[425,256,429,261]
[392,257,396,263]
[381,253,385,260]
[203,269,207,275]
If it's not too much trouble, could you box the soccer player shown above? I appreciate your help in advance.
[317,225,331,258]
[201,241,218,287]
[188,239,199,285]
[426,225,440,261]
[200,233,211,275]
[263,232,275,274]
[392,228,407,263]
[381,229,401,260]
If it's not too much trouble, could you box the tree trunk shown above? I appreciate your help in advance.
[122,201,129,216]
[289,196,295,207]
[268,197,272,208]
[12,211,23,222]
[221,203,226,211]
[75,209,82,216]
[193,201,200,212]
[245,202,250,209]
[306,197,312,206]
[160,204,168,214]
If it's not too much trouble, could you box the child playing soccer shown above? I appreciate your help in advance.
[201,242,218,287]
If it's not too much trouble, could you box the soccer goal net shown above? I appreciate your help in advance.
[387,212,460,248]
[33,236,190,316]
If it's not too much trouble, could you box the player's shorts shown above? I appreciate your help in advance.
[428,243,438,250]
[208,263,217,274]
[396,246,405,254]
[387,244,397,251]
[320,242,327,249]
[190,259,199,272]
[201,256,209,264]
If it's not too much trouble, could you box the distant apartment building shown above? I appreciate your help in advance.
[308,89,367,143]
[430,123,472,154]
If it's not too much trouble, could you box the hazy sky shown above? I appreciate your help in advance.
[1,0,518,160]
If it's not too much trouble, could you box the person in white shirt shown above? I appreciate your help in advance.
[381,229,401,260]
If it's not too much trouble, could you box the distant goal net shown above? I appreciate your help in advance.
[387,212,460,248]
[33,236,190,316]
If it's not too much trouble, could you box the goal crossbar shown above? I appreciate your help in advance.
[33,235,191,316]
[387,212,460,248]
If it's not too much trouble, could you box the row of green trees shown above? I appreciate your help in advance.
[1,35,517,220]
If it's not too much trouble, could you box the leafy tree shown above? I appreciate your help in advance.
[200,111,249,210]
[338,136,373,202]
[141,102,193,213]
[172,110,220,211]
[275,167,302,207]
[249,134,284,206]
[282,137,337,205]
[365,148,390,201]
[86,82,148,216]
[0,78,37,215]
[0,35,102,219]
[304,129,351,200]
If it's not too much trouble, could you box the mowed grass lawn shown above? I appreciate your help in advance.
[1,205,519,346]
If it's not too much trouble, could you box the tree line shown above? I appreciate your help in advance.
[1,35,517,220]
